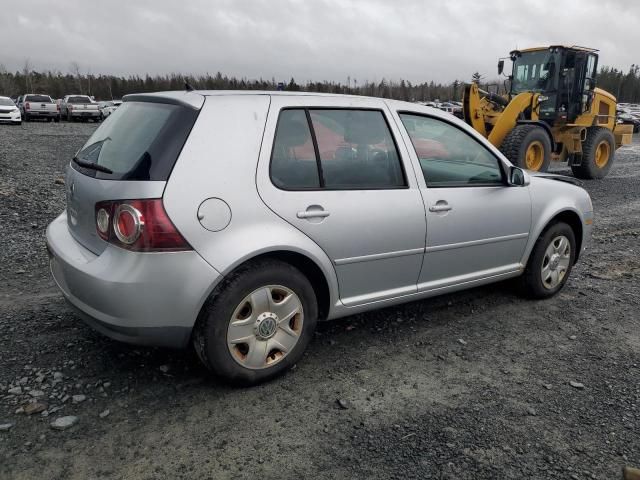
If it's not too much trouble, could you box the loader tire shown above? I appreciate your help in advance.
[499,124,551,172]
[571,127,615,179]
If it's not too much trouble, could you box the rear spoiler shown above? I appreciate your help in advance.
[123,92,204,110]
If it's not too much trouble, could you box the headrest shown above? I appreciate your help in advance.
[344,111,386,145]
[277,116,310,147]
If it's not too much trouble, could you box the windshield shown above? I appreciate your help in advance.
[68,96,92,104]
[511,50,559,93]
[25,95,53,103]
[73,101,199,181]
[0,98,15,106]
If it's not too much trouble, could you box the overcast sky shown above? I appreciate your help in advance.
[1,0,638,84]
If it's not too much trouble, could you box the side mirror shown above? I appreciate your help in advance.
[498,60,505,76]
[508,166,529,186]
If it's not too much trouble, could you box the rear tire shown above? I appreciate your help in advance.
[500,124,551,172]
[23,113,30,122]
[521,222,576,299]
[192,259,318,385]
[571,127,615,179]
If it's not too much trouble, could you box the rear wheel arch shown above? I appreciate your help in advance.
[199,250,332,324]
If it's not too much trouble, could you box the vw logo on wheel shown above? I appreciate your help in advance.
[255,314,277,339]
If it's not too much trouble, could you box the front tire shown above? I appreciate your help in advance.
[500,124,551,172]
[521,222,576,299]
[193,259,318,385]
[571,127,615,179]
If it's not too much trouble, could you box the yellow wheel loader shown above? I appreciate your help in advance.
[463,46,633,179]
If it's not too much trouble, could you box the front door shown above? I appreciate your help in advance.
[395,112,531,290]
[258,97,426,306]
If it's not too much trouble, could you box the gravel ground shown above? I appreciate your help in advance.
[1,121,639,480]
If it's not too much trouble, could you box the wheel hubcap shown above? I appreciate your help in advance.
[541,235,571,290]
[254,313,278,339]
[525,140,544,171]
[595,140,610,168]
[227,285,304,370]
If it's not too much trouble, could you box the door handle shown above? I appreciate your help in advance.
[297,209,330,219]
[429,202,452,213]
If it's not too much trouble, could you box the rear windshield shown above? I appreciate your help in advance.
[25,95,52,103]
[68,96,92,104]
[72,101,198,181]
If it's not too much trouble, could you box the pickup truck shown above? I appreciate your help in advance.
[60,95,101,122]
[17,94,60,122]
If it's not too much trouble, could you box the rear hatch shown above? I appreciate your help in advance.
[66,97,200,254]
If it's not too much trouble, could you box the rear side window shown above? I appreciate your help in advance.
[72,101,198,181]
[25,95,52,103]
[271,108,405,190]
[271,110,321,189]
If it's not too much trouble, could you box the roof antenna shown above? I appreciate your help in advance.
[185,82,195,92]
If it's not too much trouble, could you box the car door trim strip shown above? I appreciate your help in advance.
[425,232,529,253]
[334,247,425,266]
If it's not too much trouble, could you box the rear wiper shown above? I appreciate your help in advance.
[72,157,113,174]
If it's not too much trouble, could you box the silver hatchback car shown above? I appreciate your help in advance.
[46,91,593,384]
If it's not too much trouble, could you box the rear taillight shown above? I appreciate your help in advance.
[56,104,60,112]
[68,104,73,111]
[25,102,30,110]
[95,199,191,252]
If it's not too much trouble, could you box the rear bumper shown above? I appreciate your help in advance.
[46,212,222,348]
[69,111,100,117]
[26,111,57,116]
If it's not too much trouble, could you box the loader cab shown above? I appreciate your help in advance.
[508,46,599,125]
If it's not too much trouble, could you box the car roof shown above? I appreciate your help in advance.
[121,89,465,124]
[123,89,410,110]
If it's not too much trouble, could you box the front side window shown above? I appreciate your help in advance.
[399,114,503,187]
[511,50,559,94]
[271,108,405,190]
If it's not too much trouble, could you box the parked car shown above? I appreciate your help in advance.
[46,91,594,385]
[617,112,640,133]
[97,100,122,119]
[60,95,101,122]
[17,94,60,122]
[0,96,22,125]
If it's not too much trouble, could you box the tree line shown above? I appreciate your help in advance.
[1,63,640,103]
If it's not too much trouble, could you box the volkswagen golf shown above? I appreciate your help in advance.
[46,90,594,384]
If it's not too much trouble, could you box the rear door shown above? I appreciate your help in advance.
[257,96,426,306]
